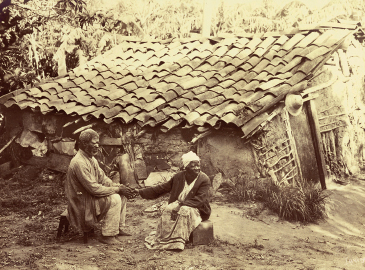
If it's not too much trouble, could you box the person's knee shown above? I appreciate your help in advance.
[179,205,193,216]
[180,205,190,211]
[166,201,179,211]
[120,195,127,204]
[110,193,122,207]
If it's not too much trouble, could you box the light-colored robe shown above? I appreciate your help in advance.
[65,149,120,233]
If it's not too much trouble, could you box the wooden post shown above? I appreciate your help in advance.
[112,153,138,187]
[306,97,327,189]
[202,0,213,37]
[0,133,18,155]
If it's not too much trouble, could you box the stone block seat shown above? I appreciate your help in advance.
[56,209,93,243]
[190,220,214,245]
[56,210,69,238]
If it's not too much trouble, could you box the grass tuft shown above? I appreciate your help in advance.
[229,172,328,223]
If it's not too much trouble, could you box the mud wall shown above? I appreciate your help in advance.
[136,129,194,169]
[0,108,195,175]
[312,38,365,178]
[249,110,303,186]
[197,132,259,181]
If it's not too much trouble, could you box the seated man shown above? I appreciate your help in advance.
[65,129,134,244]
[136,151,211,250]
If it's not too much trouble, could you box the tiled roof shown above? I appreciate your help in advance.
[0,25,358,135]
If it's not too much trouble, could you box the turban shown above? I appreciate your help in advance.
[181,151,200,169]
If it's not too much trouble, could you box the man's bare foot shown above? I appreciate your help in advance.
[118,230,132,236]
[99,236,120,245]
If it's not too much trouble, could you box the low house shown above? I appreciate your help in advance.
[1,21,365,189]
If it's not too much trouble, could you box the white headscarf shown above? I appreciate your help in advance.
[181,151,200,169]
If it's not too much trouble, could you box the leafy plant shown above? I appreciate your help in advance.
[55,0,86,15]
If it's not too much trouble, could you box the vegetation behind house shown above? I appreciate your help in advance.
[1,0,365,95]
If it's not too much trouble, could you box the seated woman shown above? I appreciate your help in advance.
[137,151,211,250]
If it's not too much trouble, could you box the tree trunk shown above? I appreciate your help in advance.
[114,153,137,187]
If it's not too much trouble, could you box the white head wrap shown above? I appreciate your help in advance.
[181,151,200,169]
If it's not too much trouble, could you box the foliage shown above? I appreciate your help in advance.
[0,0,150,94]
[0,0,60,93]
[230,171,328,223]
[55,0,86,15]
[230,173,269,202]
[266,180,327,222]
[1,0,365,96]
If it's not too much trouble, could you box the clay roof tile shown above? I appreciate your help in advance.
[282,34,306,51]
[305,47,331,60]
[195,91,219,102]
[295,31,321,48]
[232,79,248,90]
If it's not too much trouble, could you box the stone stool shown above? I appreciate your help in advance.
[56,209,69,238]
[56,209,92,243]
[190,220,214,245]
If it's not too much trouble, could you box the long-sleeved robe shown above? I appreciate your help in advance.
[139,171,211,220]
[65,149,120,233]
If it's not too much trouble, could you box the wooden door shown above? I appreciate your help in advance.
[288,103,322,184]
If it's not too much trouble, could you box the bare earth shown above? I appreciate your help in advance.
[1,166,365,270]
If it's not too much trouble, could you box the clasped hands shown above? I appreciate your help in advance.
[117,184,181,220]
[117,185,140,199]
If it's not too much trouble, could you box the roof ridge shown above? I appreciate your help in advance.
[104,23,360,45]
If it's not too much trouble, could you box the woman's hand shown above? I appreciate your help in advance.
[132,188,140,197]
[171,209,179,221]
[170,202,182,220]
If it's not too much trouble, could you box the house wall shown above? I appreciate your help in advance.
[136,129,194,169]
[1,110,197,176]
[249,37,365,186]
[0,107,24,165]
[311,38,365,178]
[197,132,259,182]
[2,107,23,137]
[248,111,303,186]
[137,129,264,187]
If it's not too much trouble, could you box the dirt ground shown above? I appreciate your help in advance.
[1,165,365,270]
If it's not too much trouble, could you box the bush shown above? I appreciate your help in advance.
[230,172,328,223]
[230,174,269,202]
